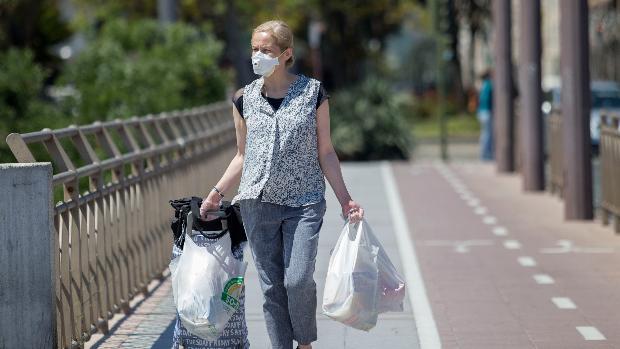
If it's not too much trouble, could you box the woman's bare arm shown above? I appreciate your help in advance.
[316,100,364,222]
[200,104,246,217]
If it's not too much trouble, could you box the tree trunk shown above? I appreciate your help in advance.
[447,0,465,106]
[468,26,477,89]
[224,1,254,88]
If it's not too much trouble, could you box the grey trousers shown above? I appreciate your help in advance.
[240,196,326,349]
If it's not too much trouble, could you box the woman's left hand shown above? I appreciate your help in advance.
[342,200,364,224]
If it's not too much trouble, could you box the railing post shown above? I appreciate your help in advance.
[0,163,56,348]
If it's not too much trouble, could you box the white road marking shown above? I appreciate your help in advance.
[459,194,472,201]
[503,240,522,250]
[467,199,480,207]
[492,226,509,236]
[518,256,537,267]
[540,240,615,254]
[453,187,468,193]
[576,326,606,341]
[474,207,487,215]
[456,190,469,200]
[533,274,555,284]
[482,216,497,225]
[422,239,494,253]
[552,297,577,309]
[382,162,441,348]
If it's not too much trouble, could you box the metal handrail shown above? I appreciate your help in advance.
[547,108,564,197]
[600,111,620,233]
[5,100,236,348]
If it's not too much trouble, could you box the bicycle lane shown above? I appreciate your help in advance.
[390,160,620,348]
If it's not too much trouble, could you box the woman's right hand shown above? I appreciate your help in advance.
[199,191,222,220]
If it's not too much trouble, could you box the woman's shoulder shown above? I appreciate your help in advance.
[303,74,320,85]
[298,74,325,93]
[232,76,263,102]
[244,77,263,92]
[232,87,244,104]
[303,76,328,96]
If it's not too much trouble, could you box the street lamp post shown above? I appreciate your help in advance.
[430,0,449,161]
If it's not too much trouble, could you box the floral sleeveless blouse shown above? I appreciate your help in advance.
[232,74,325,207]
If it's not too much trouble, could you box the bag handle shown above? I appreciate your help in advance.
[190,197,227,220]
[187,197,228,240]
[185,208,195,237]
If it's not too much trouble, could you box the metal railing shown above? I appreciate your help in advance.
[600,112,620,233]
[5,101,236,348]
[547,108,564,197]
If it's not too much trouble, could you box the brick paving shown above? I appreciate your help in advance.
[393,160,620,348]
[86,277,176,349]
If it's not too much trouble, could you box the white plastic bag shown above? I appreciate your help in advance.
[322,218,406,331]
[371,224,406,314]
[169,211,248,340]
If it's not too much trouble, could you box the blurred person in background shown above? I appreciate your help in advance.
[477,69,494,161]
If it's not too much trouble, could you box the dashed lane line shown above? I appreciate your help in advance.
[552,297,577,309]
[482,216,497,225]
[492,226,509,236]
[576,326,606,341]
[518,256,537,267]
[503,240,522,250]
[533,274,555,284]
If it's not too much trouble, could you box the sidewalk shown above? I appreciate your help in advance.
[87,163,422,349]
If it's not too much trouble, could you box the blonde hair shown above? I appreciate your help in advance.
[253,20,295,68]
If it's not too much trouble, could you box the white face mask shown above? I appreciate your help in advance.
[252,50,285,77]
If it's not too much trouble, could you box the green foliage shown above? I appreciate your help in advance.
[0,48,66,163]
[59,19,228,123]
[330,77,413,161]
[0,0,72,71]
[406,94,460,121]
[412,112,480,139]
[69,0,158,27]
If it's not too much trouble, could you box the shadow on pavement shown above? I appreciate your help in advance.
[151,319,175,349]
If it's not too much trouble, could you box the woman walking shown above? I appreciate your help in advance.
[200,20,364,349]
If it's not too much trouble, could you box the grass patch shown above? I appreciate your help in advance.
[412,113,481,140]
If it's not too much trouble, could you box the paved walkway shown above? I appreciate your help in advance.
[87,163,421,349]
[87,158,620,349]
